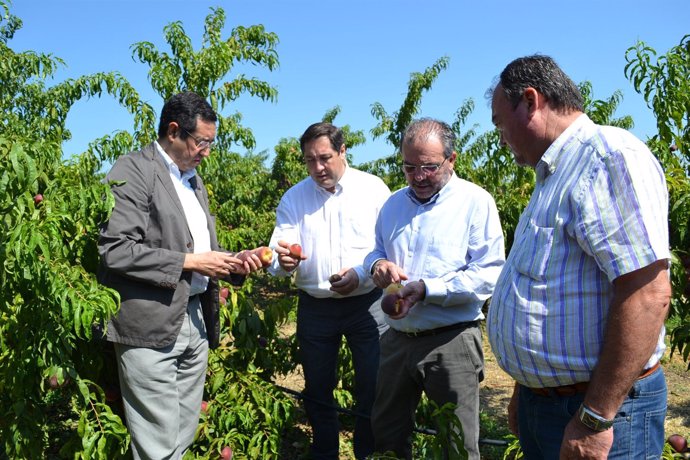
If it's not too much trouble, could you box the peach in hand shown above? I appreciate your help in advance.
[381,283,404,316]
[289,243,302,258]
[253,246,273,266]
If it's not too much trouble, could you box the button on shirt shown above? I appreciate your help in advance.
[363,174,505,332]
[268,166,390,298]
[487,115,671,388]
[155,142,211,296]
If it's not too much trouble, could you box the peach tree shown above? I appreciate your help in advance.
[0,3,148,456]
[626,34,690,365]
[0,4,300,458]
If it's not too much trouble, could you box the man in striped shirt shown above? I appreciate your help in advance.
[487,55,672,459]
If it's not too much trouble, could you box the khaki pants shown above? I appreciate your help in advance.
[372,324,484,460]
[114,296,209,460]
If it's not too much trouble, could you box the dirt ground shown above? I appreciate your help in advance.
[274,326,690,459]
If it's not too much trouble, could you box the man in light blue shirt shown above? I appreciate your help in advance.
[364,118,505,459]
[487,55,671,459]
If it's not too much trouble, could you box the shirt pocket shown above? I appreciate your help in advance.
[514,221,554,282]
[426,234,468,274]
[344,214,375,250]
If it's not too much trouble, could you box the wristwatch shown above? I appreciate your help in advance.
[577,404,614,432]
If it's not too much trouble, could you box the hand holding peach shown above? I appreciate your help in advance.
[381,283,404,316]
[380,280,425,319]
[275,240,307,272]
[235,246,273,270]
[253,246,273,267]
[329,268,359,295]
[234,249,263,272]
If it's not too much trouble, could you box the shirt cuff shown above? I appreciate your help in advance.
[367,258,386,276]
[422,277,445,304]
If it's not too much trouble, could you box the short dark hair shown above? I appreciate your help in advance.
[492,55,584,113]
[401,118,456,159]
[299,122,344,153]
[157,91,217,139]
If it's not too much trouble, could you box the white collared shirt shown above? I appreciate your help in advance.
[155,141,211,296]
[268,166,390,298]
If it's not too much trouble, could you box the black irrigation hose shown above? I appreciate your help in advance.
[273,384,508,447]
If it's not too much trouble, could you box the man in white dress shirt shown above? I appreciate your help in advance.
[267,122,390,460]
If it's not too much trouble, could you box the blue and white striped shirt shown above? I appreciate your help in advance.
[487,115,670,388]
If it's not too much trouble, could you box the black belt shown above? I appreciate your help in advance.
[298,288,382,303]
[392,320,479,338]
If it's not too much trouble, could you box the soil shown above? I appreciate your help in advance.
[274,324,690,459]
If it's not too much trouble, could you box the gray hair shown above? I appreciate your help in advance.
[401,118,455,159]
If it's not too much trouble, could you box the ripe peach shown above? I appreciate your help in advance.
[220,446,233,460]
[47,373,70,389]
[34,194,43,205]
[219,287,230,300]
[381,283,404,316]
[201,400,209,413]
[381,294,403,316]
[668,434,688,453]
[254,246,273,266]
[289,243,302,258]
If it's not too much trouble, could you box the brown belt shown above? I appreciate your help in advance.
[528,361,661,397]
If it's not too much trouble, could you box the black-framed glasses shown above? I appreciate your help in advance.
[402,158,447,175]
[182,128,214,151]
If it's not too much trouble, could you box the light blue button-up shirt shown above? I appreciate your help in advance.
[364,174,505,332]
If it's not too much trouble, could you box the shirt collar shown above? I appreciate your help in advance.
[313,164,350,194]
[536,113,590,181]
[155,141,197,184]
[405,172,459,205]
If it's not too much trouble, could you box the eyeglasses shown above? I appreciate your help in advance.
[402,158,447,175]
[182,128,214,151]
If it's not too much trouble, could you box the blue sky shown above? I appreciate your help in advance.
[9,0,690,165]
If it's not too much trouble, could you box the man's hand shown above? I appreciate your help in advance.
[234,249,263,273]
[274,240,307,272]
[184,251,249,277]
[383,280,424,320]
[559,417,613,459]
[328,268,359,295]
[371,259,408,289]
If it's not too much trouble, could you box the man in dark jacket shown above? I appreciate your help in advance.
[98,91,262,459]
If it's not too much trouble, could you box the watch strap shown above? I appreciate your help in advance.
[577,403,613,432]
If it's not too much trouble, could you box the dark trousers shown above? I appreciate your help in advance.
[297,289,385,460]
